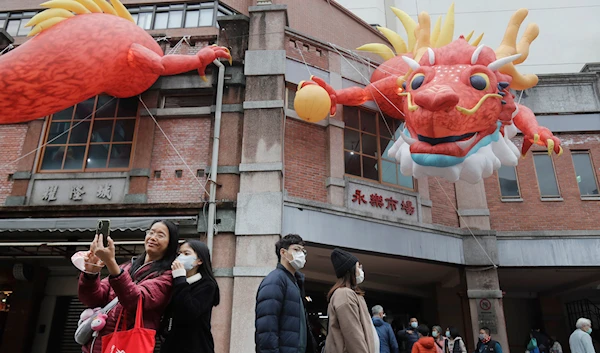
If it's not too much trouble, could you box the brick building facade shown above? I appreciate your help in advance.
[0,1,599,353]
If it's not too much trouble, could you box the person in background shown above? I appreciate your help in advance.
[255,234,317,353]
[372,305,399,353]
[532,327,551,353]
[475,327,502,353]
[398,318,421,353]
[569,318,595,353]
[446,327,467,353]
[160,240,220,353]
[432,326,448,353]
[412,325,437,353]
[325,248,379,353]
[549,336,563,353]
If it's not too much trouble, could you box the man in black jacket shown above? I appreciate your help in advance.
[255,234,317,353]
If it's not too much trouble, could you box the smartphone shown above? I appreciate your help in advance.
[96,219,111,244]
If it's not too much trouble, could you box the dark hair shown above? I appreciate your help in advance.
[326,263,364,302]
[129,220,179,278]
[448,326,461,339]
[480,327,491,335]
[183,239,220,306]
[418,324,430,337]
[275,234,305,261]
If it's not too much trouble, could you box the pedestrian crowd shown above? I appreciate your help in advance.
[74,225,595,353]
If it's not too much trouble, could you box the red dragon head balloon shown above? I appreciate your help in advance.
[295,4,562,184]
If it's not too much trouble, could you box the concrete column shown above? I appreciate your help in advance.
[326,52,345,206]
[417,177,433,223]
[455,180,491,230]
[229,4,288,353]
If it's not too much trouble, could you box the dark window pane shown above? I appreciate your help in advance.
[199,8,213,26]
[40,146,65,170]
[343,107,359,129]
[533,154,560,197]
[95,96,117,118]
[379,116,396,138]
[63,146,86,170]
[108,144,132,168]
[344,130,360,151]
[154,12,168,29]
[68,121,90,144]
[168,10,183,28]
[185,10,199,27]
[113,120,136,142]
[573,153,599,196]
[362,133,377,157]
[91,120,114,143]
[6,20,19,36]
[117,98,138,117]
[398,164,414,189]
[138,12,152,29]
[345,151,360,176]
[48,122,70,144]
[360,110,377,134]
[74,98,96,120]
[87,145,109,169]
[498,165,520,197]
[380,137,394,158]
[381,159,397,184]
[362,157,378,180]
[163,94,213,108]
[52,106,74,121]
[287,89,296,110]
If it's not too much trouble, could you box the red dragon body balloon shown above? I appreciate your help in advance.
[295,4,562,183]
[0,0,231,124]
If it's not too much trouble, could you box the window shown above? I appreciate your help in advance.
[572,151,599,197]
[0,11,37,37]
[286,84,297,110]
[161,93,213,108]
[533,153,560,198]
[498,165,520,199]
[39,95,138,172]
[344,106,413,189]
[128,2,235,30]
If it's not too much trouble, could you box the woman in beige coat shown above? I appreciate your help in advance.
[325,248,379,353]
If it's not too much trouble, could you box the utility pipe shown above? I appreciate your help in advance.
[206,59,225,257]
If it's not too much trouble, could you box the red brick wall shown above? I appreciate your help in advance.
[286,37,330,71]
[147,118,211,203]
[429,177,459,228]
[486,133,600,231]
[0,125,28,205]
[284,118,327,203]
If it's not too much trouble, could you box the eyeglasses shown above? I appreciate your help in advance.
[146,230,168,239]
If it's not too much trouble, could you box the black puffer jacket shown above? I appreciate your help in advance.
[255,264,316,353]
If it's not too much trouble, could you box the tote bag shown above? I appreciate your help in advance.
[101,297,155,353]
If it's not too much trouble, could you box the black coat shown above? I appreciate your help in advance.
[255,264,317,353]
[160,275,219,353]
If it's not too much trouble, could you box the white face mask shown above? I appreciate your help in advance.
[176,254,197,271]
[356,268,365,284]
[411,322,419,329]
[287,250,306,270]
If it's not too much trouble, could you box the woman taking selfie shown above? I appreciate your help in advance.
[325,248,379,353]
[78,220,179,353]
[160,239,220,353]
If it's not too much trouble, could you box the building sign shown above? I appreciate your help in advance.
[346,180,418,221]
[30,178,127,205]
[477,299,498,334]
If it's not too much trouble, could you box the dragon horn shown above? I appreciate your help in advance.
[471,45,485,65]
[488,54,521,71]
[427,48,435,65]
[402,56,420,71]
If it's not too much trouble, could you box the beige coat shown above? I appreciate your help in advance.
[325,287,377,353]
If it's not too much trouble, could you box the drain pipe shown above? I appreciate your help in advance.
[206,59,225,257]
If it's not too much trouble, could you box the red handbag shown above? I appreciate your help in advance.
[101,297,155,353]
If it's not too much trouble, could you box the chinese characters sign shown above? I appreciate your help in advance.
[347,181,418,221]
[30,178,126,205]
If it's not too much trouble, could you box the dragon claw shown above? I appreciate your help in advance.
[201,76,208,82]
[547,139,554,155]
[533,133,539,144]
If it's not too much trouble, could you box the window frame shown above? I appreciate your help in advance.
[343,106,415,191]
[127,1,234,30]
[0,11,37,37]
[570,150,600,198]
[37,96,140,173]
[497,165,522,201]
[532,152,562,199]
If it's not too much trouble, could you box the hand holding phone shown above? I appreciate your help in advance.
[96,219,111,245]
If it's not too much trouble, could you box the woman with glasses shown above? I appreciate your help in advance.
[159,239,220,353]
[78,220,179,353]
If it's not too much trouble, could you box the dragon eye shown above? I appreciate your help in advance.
[470,73,489,90]
[411,74,425,90]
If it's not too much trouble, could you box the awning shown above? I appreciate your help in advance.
[0,216,197,233]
